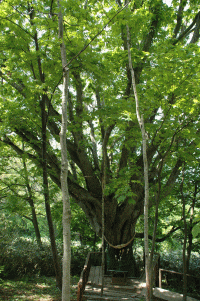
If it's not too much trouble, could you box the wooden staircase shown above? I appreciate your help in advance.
[77,252,161,301]
[84,276,145,300]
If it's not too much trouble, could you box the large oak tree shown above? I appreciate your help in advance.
[1,0,200,273]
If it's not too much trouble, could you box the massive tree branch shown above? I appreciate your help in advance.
[101,124,115,182]
[72,70,84,143]
[96,87,105,140]
[173,11,200,45]
[0,71,26,97]
[190,12,200,43]
[173,0,186,38]
[86,112,100,171]
[118,121,138,173]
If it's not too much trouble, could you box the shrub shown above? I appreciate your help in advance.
[160,250,200,296]
[0,238,94,279]
[0,238,58,279]
[160,251,200,278]
[71,245,91,276]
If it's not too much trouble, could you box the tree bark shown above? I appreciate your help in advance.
[57,1,71,300]
[149,159,163,297]
[40,94,62,290]
[21,147,42,248]
[186,184,197,273]
[181,167,187,301]
[126,24,151,300]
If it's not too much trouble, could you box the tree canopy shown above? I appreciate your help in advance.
[1,0,200,247]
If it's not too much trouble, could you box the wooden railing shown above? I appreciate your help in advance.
[77,252,101,301]
[76,251,160,300]
[159,268,200,289]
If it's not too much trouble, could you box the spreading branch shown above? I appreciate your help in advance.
[63,1,131,70]
[135,225,182,242]
[173,11,200,45]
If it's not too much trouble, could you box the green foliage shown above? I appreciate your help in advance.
[192,217,200,238]
[0,235,94,279]
[0,275,78,301]
[0,238,60,279]
[1,0,200,277]
[71,245,92,276]
[160,251,200,296]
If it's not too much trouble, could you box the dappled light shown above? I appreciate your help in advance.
[0,276,78,301]
[1,0,200,300]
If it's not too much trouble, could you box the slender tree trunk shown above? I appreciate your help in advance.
[101,185,105,296]
[22,146,42,247]
[149,159,163,294]
[40,94,62,290]
[57,1,71,300]
[186,184,196,273]
[60,71,71,301]
[181,167,187,301]
[142,116,151,301]
[126,24,151,300]
[101,138,107,296]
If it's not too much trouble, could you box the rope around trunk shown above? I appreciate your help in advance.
[104,233,135,249]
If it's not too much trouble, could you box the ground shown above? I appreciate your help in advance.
[0,276,78,301]
[0,276,167,301]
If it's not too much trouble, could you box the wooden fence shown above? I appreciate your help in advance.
[159,268,200,289]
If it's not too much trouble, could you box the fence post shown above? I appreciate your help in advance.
[159,269,162,288]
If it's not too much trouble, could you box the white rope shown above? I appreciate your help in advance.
[104,233,135,249]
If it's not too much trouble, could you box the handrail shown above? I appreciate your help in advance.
[77,252,91,301]
[159,268,200,288]
[77,252,101,301]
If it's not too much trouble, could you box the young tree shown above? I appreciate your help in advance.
[126,23,151,299]
[181,166,187,301]
[57,0,71,299]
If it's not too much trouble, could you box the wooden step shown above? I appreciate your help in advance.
[84,286,143,300]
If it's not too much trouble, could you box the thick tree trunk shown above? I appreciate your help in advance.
[107,242,139,277]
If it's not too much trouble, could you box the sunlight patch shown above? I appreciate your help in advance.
[36,283,50,289]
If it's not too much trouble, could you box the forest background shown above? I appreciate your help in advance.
[0,0,200,299]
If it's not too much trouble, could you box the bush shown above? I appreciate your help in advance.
[71,245,92,276]
[0,238,59,279]
[0,238,95,279]
[160,251,200,296]
[160,251,200,278]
